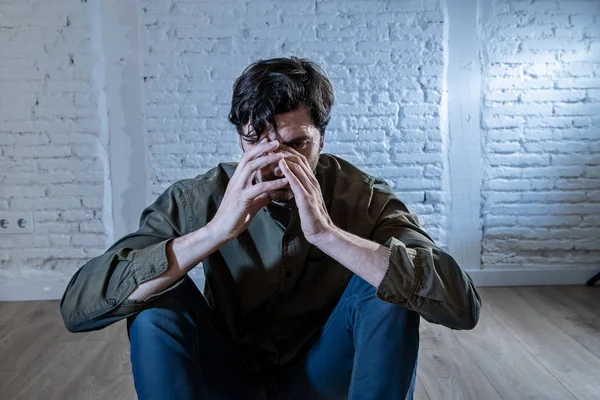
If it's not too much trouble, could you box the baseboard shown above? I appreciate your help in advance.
[0,279,69,301]
[466,268,599,287]
[0,270,596,301]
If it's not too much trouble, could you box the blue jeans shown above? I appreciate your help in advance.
[127,275,420,400]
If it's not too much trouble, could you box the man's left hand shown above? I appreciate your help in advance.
[278,150,335,245]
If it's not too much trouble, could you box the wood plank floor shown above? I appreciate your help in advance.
[0,286,599,399]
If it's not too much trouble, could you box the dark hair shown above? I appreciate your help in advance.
[228,57,334,144]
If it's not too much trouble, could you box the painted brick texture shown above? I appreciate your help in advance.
[480,0,600,269]
[2,0,599,290]
[141,0,450,245]
[0,1,108,282]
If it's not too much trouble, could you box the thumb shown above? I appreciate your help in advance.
[248,193,270,215]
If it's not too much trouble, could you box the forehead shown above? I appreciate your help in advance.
[244,107,318,141]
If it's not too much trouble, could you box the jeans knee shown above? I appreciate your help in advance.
[358,295,420,335]
[127,294,191,343]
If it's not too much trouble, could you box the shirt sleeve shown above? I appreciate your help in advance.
[368,179,481,330]
[60,182,191,333]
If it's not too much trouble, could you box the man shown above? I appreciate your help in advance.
[61,57,480,399]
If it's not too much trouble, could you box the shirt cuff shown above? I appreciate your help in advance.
[376,237,423,305]
[130,238,173,285]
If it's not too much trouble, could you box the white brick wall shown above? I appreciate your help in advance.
[141,0,450,245]
[0,1,108,283]
[480,0,600,269]
[1,0,599,297]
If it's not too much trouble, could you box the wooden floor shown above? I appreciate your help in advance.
[1,286,599,399]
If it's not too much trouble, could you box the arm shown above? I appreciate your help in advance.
[317,181,481,329]
[278,154,481,331]
[363,183,481,330]
[60,182,193,332]
[312,205,481,331]
[126,223,225,301]
[61,140,287,332]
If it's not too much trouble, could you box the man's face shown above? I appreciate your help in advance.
[240,106,323,204]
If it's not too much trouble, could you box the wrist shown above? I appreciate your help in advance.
[307,223,339,247]
[203,219,231,246]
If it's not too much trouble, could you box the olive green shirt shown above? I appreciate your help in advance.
[61,154,481,368]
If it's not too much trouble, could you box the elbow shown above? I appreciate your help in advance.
[60,285,88,333]
[63,318,81,333]
[454,310,479,330]
[60,298,81,333]
[452,291,482,330]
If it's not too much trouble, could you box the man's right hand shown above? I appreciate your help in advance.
[209,139,287,243]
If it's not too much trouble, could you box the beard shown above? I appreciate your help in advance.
[255,176,294,203]
[268,187,294,203]
[255,155,319,204]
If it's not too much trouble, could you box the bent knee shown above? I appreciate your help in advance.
[361,297,421,330]
[127,295,189,338]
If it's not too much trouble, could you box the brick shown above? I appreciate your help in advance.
[554,103,600,116]
[554,179,600,190]
[72,234,106,247]
[482,116,525,129]
[558,1,600,14]
[552,154,599,166]
[8,198,81,211]
[521,90,586,103]
[4,172,77,185]
[521,40,587,52]
[484,215,518,227]
[521,166,585,178]
[488,142,521,154]
[486,179,531,191]
[523,141,589,154]
[61,210,95,222]
[517,216,582,227]
[4,145,72,159]
[555,78,600,89]
[79,221,106,234]
[47,184,104,197]
[495,26,554,38]
[488,154,551,167]
[488,103,553,116]
[490,203,600,216]
[488,91,520,102]
[0,186,45,198]
[525,117,577,128]
[0,235,49,249]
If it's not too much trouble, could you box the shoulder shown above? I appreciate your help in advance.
[174,162,238,196]
[319,153,395,195]
[318,153,378,186]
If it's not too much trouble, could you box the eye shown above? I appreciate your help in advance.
[290,141,311,150]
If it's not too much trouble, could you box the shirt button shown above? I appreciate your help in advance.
[108,298,116,306]
[285,271,292,279]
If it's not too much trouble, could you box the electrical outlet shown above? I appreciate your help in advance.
[0,212,35,234]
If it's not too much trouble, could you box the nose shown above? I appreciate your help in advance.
[259,152,283,180]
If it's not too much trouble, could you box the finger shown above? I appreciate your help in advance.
[279,159,308,198]
[238,140,280,170]
[245,177,289,199]
[249,192,270,215]
[280,152,318,189]
[239,152,284,187]
[286,160,316,194]
[280,146,312,171]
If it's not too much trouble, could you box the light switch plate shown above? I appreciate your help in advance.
[0,212,35,234]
